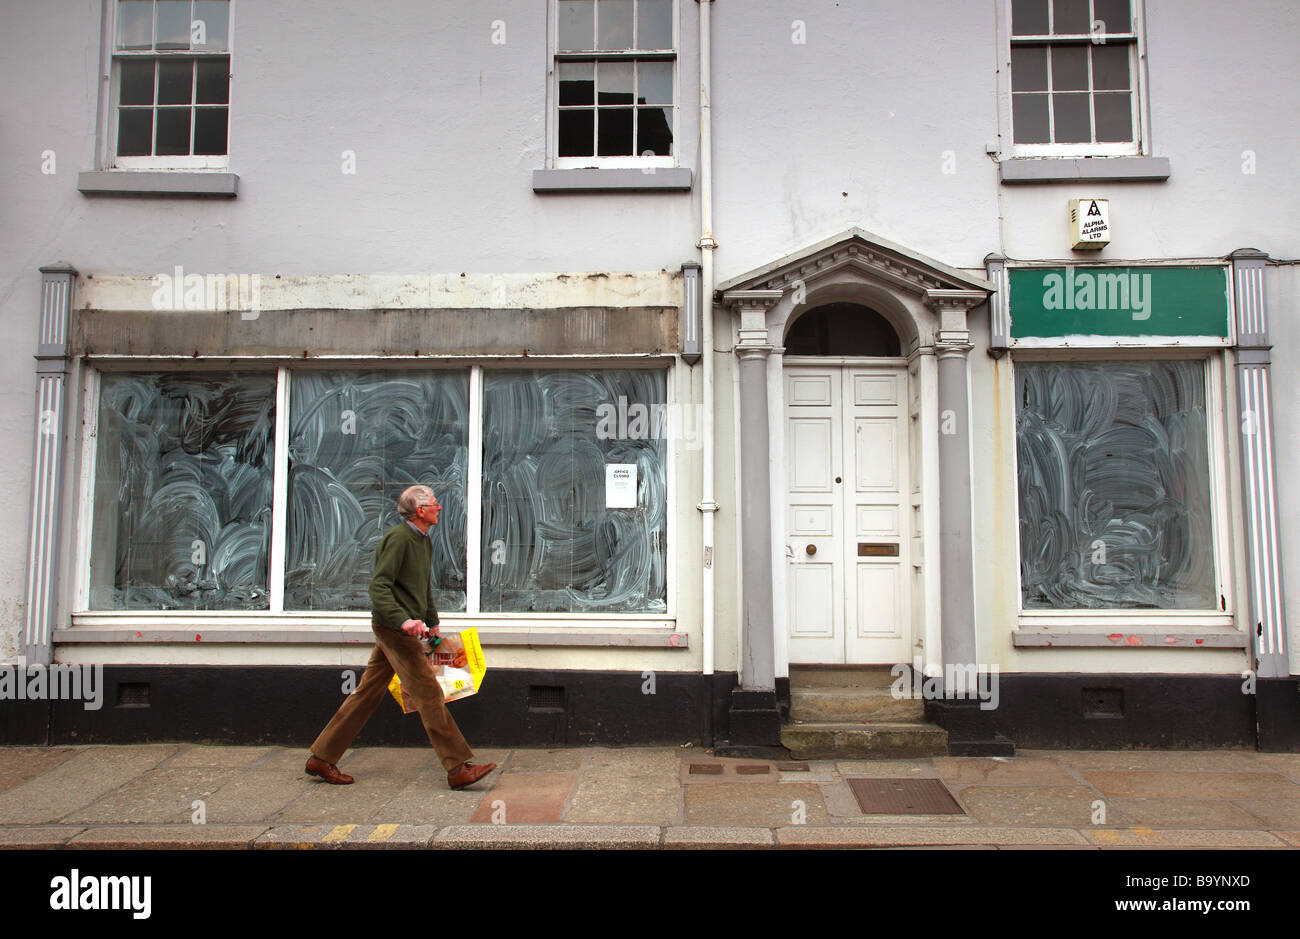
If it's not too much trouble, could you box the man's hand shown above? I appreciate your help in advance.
[400,619,426,637]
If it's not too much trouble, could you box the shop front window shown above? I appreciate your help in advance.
[89,372,275,609]
[1015,360,1217,609]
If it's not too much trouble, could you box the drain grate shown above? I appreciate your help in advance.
[846,778,964,815]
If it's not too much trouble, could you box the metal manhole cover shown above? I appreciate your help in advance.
[689,763,724,775]
[735,764,771,775]
[846,778,964,815]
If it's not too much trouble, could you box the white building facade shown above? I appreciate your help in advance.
[2,0,1297,751]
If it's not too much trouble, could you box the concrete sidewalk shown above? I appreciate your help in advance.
[0,743,1297,849]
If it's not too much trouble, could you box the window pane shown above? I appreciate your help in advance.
[1012,93,1050,143]
[156,107,191,154]
[598,107,633,155]
[597,60,633,105]
[90,374,275,610]
[193,106,228,154]
[195,57,229,103]
[1011,0,1049,35]
[558,61,594,105]
[1016,361,1215,610]
[1052,92,1091,142]
[120,59,156,105]
[557,0,595,51]
[285,372,469,613]
[116,108,153,155]
[117,0,154,50]
[1092,0,1131,33]
[1051,45,1088,91]
[158,58,193,105]
[558,108,594,156]
[156,0,193,49]
[1094,91,1133,141]
[480,371,667,614]
[192,0,229,51]
[636,0,673,49]
[1011,45,1048,91]
[1092,43,1130,90]
[597,0,634,50]
[637,107,672,155]
[1052,0,1089,33]
[637,60,672,104]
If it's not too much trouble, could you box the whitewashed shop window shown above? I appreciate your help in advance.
[553,0,676,167]
[480,370,667,613]
[87,367,667,617]
[1015,360,1219,610]
[1009,0,1143,155]
[111,0,231,168]
[89,373,274,609]
[285,371,469,613]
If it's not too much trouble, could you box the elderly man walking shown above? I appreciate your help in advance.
[305,484,496,790]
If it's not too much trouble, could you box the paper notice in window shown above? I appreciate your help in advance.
[606,463,637,508]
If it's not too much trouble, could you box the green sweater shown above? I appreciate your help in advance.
[369,522,439,633]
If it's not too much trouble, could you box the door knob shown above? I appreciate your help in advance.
[805,544,817,556]
[835,476,842,484]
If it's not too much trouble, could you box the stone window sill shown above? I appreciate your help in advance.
[532,167,692,193]
[1012,629,1246,648]
[78,171,239,197]
[999,157,1171,184]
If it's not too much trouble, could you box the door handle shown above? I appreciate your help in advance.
[805,544,817,556]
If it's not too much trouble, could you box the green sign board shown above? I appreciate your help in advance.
[1008,265,1230,339]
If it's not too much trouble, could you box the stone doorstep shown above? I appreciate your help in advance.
[782,722,950,759]
[789,687,925,723]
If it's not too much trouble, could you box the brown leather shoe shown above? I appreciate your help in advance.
[447,761,497,790]
[305,755,354,785]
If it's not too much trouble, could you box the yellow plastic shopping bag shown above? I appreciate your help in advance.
[387,627,486,713]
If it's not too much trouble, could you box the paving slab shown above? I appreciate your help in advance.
[957,786,1121,827]
[1274,830,1300,846]
[363,765,490,825]
[684,783,828,827]
[467,772,576,823]
[504,748,589,773]
[0,825,87,847]
[67,825,270,849]
[776,826,1090,847]
[1038,750,1274,772]
[1110,799,1267,829]
[584,747,681,779]
[257,747,322,771]
[432,824,661,849]
[1082,771,1300,800]
[0,745,178,824]
[1230,799,1300,828]
[0,747,81,793]
[565,775,680,825]
[933,757,1078,786]
[201,769,317,824]
[1250,753,1300,780]
[1083,828,1288,848]
[275,772,410,824]
[664,826,774,848]
[63,766,243,824]
[164,745,273,769]
[833,759,940,778]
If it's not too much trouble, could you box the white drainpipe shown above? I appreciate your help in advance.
[697,0,718,678]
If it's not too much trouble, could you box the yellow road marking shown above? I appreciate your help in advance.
[368,824,399,842]
[322,824,356,843]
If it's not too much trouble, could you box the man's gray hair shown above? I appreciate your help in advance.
[397,485,435,519]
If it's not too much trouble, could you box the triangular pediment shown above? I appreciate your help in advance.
[716,228,993,299]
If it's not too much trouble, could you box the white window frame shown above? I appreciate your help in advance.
[548,0,679,170]
[106,0,233,170]
[74,360,676,625]
[1008,349,1237,631]
[1005,0,1148,157]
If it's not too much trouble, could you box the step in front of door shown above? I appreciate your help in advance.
[781,721,949,759]
[789,687,925,723]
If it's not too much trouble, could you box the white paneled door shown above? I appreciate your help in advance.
[785,364,912,664]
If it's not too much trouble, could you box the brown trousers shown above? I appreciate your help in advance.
[310,623,475,772]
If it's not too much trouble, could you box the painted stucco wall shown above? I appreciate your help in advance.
[1,1,1296,677]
